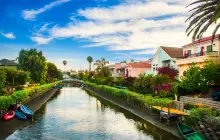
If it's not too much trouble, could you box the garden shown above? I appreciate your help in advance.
[79,58,220,135]
[0,49,63,110]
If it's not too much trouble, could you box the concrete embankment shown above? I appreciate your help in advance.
[0,88,59,140]
[84,86,182,139]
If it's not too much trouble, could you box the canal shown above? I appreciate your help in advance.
[7,87,178,140]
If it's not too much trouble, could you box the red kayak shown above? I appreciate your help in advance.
[4,111,15,121]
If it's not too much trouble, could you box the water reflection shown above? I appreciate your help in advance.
[7,87,178,140]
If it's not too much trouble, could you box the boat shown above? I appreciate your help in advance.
[152,106,188,116]
[177,123,206,140]
[15,110,27,120]
[20,105,34,117]
[57,85,63,89]
[4,111,15,121]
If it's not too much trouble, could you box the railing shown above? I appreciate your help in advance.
[112,72,125,77]
[180,96,220,111]
[177,51,218,60]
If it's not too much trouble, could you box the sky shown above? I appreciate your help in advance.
[0,0,218,70]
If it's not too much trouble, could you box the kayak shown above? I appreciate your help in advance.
[20,105,34,117]
[15,110,27,120]
[177,123,205,140]
[4,111,15,121]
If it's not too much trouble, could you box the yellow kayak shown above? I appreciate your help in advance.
[152,106,188,116]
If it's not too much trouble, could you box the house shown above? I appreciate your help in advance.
[0,59,18,69]
[176,34,220,77]
[125,61,151,77]
[70,69,77,75]
[109,62,127,78]
[145,46,183,75]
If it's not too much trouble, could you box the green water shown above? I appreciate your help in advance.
[7,87,178,140]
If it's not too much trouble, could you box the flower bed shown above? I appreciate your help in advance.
[0,81,60,110]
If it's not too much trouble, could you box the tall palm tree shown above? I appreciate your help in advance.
[87,56,93,71]
[94,58,109,77]
[186,0,220,41]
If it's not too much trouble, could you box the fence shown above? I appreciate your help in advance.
[180,96,220,111]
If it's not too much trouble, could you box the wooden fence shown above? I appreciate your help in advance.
[180,96,220,111]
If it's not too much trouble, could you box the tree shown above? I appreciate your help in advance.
[186,0,220,41]
[133,74,154,94]
[157,66,178,81]
[70,74,77,79]
[201,60,220,85]
[46,62,59,82]
[0,70,6,95]
[94,58,109,77]
[180,64,207,94]
[18,49,47,83]
[57,70,63,80]
[87,56,93,71]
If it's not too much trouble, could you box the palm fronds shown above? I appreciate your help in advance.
[186,0,220,42]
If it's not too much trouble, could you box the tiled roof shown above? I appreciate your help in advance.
[126,62,151,68]
[160,46,183,58]
[183,34,220,47]
[0,59,18,66]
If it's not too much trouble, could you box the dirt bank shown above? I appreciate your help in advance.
[84,86,182,139]
[0,88,59,140]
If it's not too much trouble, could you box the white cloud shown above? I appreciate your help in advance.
[22,0,71,20]
[31,0,217,53]
[78,1,188,22]
[30,36,53,45]
[132,48,157,54]
[1,32,16,39]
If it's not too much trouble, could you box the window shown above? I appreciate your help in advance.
[187,50,191,56]
[153,68,155,71]
[207,45,212,52]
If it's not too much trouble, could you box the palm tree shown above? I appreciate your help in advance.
[186,0,220,41]
[94,58,109,77]
[87,56,93,71]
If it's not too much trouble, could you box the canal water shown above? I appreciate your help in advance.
[7,87,178,140]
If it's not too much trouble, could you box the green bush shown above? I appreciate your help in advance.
[0,81,60,109]
[157,90,171,98]
[84,81,173,109]
[185,107,218,126]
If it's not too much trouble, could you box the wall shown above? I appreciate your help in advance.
[183,40,220,55]
[150,47,172,75]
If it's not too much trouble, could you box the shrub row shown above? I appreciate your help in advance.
[0,81,60,109]
[84,81,173,109]
[185,107,220,131]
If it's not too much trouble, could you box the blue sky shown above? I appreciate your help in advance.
[0,0,215,70]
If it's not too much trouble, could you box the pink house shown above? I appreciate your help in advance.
[125,62,151,78]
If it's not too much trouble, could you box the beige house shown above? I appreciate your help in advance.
[176,34,220,77]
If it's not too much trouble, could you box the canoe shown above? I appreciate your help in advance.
[177,123,206,140]
[152,106,188,116]
[4,111,15,121]
[20,105,34,117]
[15,110,27,120]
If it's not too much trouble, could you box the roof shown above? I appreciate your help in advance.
[126,62,151,68]
[0,59,18,66]
[160,46,183,58]
[183,34,220,47]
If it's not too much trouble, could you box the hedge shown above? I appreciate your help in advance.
[84,81,173,109]
[0,81,60,109]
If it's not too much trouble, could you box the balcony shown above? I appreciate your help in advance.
[176,51,219,65]
[112,72,125,77]
[177,51,218,60]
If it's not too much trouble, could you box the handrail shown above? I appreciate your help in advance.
[177,51,218,60]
